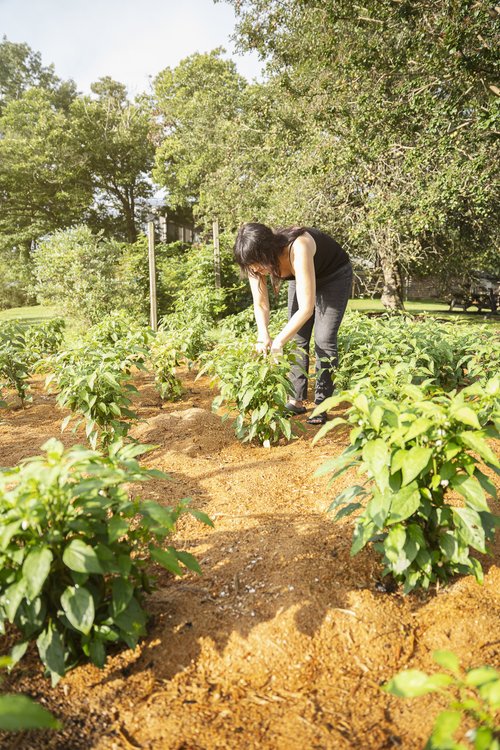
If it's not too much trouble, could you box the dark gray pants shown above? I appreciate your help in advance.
[287,262,352,403]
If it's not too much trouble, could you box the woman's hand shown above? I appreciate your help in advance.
[255,336,272,354]
[270,337,284,356]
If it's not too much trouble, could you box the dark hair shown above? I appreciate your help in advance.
[233,222,307,282]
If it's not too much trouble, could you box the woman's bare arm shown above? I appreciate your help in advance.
[272,234,316,349]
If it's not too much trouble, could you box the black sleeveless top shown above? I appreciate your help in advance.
[281,227,350,281]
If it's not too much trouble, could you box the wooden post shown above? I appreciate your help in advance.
[213,219,221,289]
[148,220,158,331]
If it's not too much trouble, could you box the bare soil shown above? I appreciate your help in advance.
[0,370,499,750]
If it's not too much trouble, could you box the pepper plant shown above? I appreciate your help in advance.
[384,650,500,749]
[0,323,31,404]
[149,330,184,401]
[314,376,500,592]
[0,439,212,685]
[46,345,141,449]
[200,338,303,445]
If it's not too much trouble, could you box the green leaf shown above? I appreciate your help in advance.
[404,417,433,443]
[150,546,184,576]
[111,578,133,617]
[2,578,27,621]
[175,550,202,574]
[108,515,129,543]
[387,483,421,524]
[22,547,53,600]
[450,406,481,430]
[362,439,389,482]
[351,517,376,555]
[452,508,486,553]
[60,586,95,635]
[113,597,147,646]
[334,502,362,522]
[465,667,499,687]
[383,669,440,698]
[36,624,65,686]
[188,508,214,527]
[63,539,102,574]
[400,446,432,486]
[473,726,495,750]
[0,694,62,731]
[459,432,498,467]
[430,710,462,743]
[433,650,461,675]
[327,485,366,513]
[366,491,392,528]
[89,637,106,668]
[140,501,175,531]
[10,641,29,667]
[451,475,489,512]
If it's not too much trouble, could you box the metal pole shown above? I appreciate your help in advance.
[148,220,157,331]
[213,219,221,289]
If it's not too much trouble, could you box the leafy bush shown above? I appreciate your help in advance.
[149,330,184,401]
[32,226,123,325]
[46,345,141,449]
[201,338,302,445]
[314,377,500,592]
[384,650,500,749]
[0,327,30,404]
[82,312,151,367]
[159,305,216,366]
[336,312,498,395]
[0,439,212,685]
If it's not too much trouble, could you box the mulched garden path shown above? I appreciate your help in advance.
[0,369,499,750]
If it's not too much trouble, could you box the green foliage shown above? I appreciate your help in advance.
[45,314,151,448]
[32,226,123,325]
[46,347,139,449]
[70,78,155,243]
[152,50,247,213]
[0,324,30,404]
[314,378,500,592]
[0,439,212,685]
[201,337,302,445]
[384,651,500,749]
[0,658,62,731]
[149,330,184,401]
[336,312,500,395]
[0,317,65,407]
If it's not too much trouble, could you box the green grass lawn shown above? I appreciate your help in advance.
[0,305,62,324]
[1,301,498,329]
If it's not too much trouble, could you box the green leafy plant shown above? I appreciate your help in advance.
[0,656,61,731]
[314,377,500,592]
[0,439,212,685]
[22,318,66,365]
[0,324,30,405]
[149,330,184,401]
[201,338,303,445]
[336,312,499,396]
[46,346,141,449]
[384,651,500,749]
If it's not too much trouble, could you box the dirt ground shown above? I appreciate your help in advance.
[0,369,499,750]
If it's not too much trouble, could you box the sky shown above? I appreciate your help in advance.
[0,0,264,96]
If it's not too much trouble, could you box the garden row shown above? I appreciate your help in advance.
[0,308,499,744]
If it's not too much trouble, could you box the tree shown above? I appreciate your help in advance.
[32,226,123,324]
[221,0,500,307]
[152,50,248,219]
[0,87,92,258]
[0,36,76,114]
[70,77,155,242]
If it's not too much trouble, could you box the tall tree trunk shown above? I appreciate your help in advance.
[376,233,404,310]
